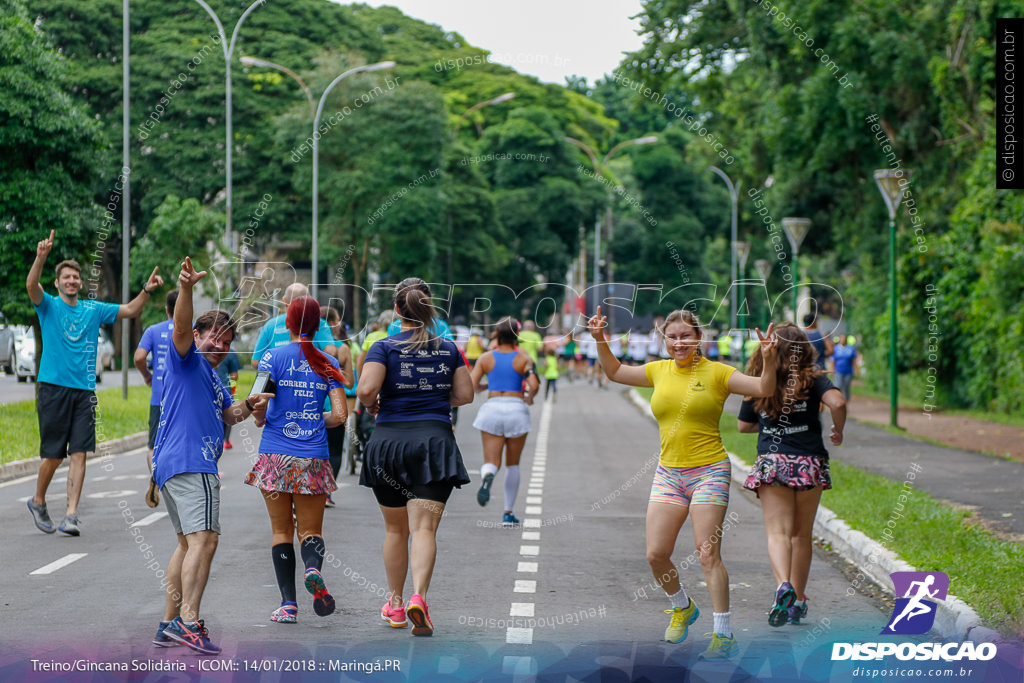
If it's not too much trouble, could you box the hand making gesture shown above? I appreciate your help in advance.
[36,230,55,260]
[143,267,164,294]
[178,256,207,290]
[755,322,779,365]
[587,305,609,343]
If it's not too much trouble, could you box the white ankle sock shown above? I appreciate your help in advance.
[503,465,520,511]
[713,612,731,636]
[666,588,689,609]
[480,463,499,479]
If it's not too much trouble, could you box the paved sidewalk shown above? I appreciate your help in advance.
[842,399,1024,540]
[848,394,1024,462]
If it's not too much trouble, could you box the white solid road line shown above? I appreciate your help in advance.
[130,511,168,528]
[30,553,88,575]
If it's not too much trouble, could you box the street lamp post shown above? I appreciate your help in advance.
[566,136,658,329]
[874,169,912,428]
[709,167,740,332]
[192,0,266,257]
[456,92,516,136]
[781,217,811,320]
[239,56,315,282]
[733,240,750,366]
[754,258,772,329]
[310,61,395,297]
[121,0,131,398]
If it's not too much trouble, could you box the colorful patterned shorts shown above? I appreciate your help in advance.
[244,453,337,496]
[742,453,832,494]
[649,459,732,508]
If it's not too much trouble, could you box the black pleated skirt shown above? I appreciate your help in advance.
[359,420,471,489]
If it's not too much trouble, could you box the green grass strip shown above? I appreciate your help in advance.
[0,370,258,467]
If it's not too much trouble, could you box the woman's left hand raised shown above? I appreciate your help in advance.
[755,323,778,364]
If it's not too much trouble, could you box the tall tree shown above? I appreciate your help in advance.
[0,0,108,324]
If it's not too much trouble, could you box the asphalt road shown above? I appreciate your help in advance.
[0,380,1016,683]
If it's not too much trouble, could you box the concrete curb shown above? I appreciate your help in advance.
[0,432,148,484]
[625,388,993,643]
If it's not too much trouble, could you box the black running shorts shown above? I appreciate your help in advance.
[371,480,455,508]
[148,404,162,450]
[37,382,96,459]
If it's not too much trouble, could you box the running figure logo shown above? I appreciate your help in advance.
[881,571,949,635]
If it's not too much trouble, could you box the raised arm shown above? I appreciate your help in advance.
[172,258,205,359]
[587,307,652,387]
[117,267,164,320]
[727,324,779,397]
[26,230,54,306]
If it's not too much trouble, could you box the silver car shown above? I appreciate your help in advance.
[13,326,114,383]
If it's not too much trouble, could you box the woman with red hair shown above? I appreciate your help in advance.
[244,296,347,624]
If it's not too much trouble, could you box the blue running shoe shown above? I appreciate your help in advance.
[502,512,520,527]
[769,581,797,627]
[477,473,494,507]
[152,621,179,647]
[163,618,221,655]
[789,600,808,625]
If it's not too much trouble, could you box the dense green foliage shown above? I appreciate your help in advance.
[613,0,1023,414]
[0,0,108,323]
[3,0,1018,416]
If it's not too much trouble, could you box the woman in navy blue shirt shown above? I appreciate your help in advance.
[738,323,846,628]
[357,277,474,636]
[245,296,347,624]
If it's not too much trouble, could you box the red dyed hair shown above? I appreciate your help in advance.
[286,296,344,384]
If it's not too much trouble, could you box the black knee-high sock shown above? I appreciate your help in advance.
[301,535,325,573]
[272,543,297,604]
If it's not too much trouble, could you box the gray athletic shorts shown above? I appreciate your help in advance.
[472,397,532,438]
[162,472,221,536]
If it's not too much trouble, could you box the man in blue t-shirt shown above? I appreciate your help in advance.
[151,256,271,655]
[831,336,859,400]
[26,230,164,537]
[135,290,179,508]
[250,282,335,367]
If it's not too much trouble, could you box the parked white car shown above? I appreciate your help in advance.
[13,326,114,383]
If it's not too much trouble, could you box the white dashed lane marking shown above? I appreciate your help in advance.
[30,553,88,575]
[130,512,168,527]
[504,398,552,646]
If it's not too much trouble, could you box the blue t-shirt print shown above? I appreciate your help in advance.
[152,342,235,488]
[258,345,342,460]
[364,331,464,424]
[138,319,174,405]
[34,293,120,391]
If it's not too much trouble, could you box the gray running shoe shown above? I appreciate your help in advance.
[58,514,81,536]
[27,500,55,534]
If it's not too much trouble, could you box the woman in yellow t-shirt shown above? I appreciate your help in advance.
[588,306,777,660]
